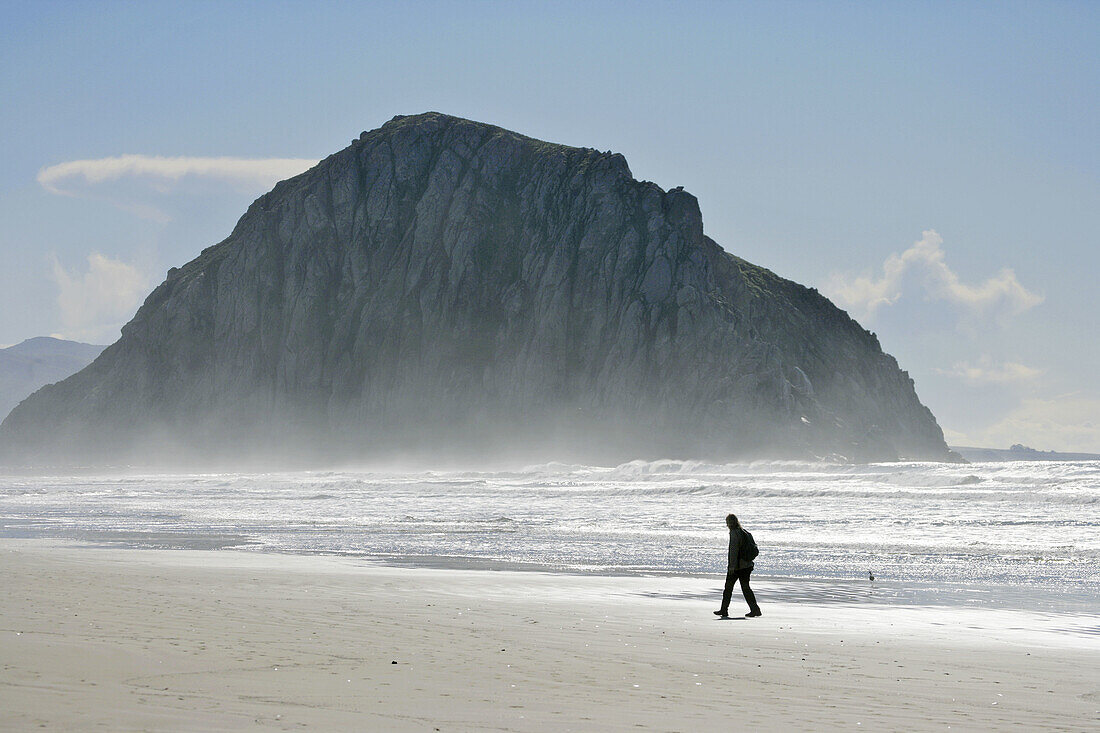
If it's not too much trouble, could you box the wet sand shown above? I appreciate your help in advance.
[1,539,1096,731]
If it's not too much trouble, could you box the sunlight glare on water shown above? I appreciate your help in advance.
[2,459,1097,603]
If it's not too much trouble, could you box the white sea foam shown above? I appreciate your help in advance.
[1,460,1097,607]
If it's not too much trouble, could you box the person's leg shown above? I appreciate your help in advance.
[717,567,736,614]
[738,568,761,615]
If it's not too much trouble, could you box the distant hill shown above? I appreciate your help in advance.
[0,338,105,421]
[951,444,1100,462]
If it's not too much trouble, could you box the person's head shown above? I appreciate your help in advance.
[725,513,739,530]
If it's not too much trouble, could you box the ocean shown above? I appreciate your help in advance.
[2,460,1097,613]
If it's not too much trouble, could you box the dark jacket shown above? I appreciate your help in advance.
[728,527,754,571]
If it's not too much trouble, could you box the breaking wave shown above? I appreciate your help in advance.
[1,458,1097,599]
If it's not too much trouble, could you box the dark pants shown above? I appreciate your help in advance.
[720,566,759,614]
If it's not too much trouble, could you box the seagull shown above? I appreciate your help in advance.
[868,570,875,582]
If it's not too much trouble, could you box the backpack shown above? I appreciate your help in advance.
[741,529,759,561]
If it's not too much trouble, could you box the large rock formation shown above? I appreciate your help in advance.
[0,113,956,466]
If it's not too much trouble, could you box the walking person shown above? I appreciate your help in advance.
[715,513,762,618]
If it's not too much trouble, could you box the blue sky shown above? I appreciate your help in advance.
[2,1,1097,451]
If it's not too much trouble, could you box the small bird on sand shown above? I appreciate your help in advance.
[868,570,875,582]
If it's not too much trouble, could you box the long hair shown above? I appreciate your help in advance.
[726,513,740,529]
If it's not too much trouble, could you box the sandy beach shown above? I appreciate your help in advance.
[1,539,1096,732]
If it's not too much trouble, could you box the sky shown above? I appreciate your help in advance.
[1,0,1098,452]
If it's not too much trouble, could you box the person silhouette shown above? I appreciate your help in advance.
[714,513,762,618]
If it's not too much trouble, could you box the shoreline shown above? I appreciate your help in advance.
[1,538,1097,731]
[6,525,1098,615]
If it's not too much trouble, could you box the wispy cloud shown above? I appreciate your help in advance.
[824,230,1043,324]
[49,253,152,344]
[37,155,319,221]
[935,357,1043,385]
[38,155,319,194]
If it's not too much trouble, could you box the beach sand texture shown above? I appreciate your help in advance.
[1,540,1096,731]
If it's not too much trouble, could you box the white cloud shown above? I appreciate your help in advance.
[38,155,319,195]
[37,155,319,221]
[949,393,1100,454]
[49,253,152,344]
[935,357,1043,385]
[825,230,1043,324]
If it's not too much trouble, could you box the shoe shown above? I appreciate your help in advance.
[745,609,762,617]
[713,610,729,618]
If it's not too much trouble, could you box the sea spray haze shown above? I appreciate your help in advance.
[0,113,954,467]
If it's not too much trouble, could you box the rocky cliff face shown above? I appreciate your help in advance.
[0,113,955,466]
